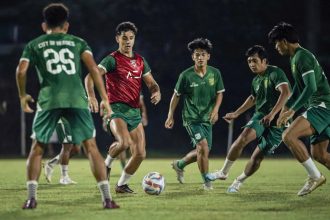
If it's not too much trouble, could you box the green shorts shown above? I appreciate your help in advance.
[55,117,73,144]
[31,108,95,144]
[302,106,330,144]
[244,112,284,155]
[106,103,141,132]
[184,122,212,149]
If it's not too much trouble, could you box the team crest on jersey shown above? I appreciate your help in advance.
[130,60,137,68]
[209,77,215,86]
[195,133,202,140]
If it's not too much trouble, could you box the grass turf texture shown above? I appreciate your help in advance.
[0,158,329,220]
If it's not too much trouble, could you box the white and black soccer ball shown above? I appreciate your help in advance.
[142,172,165,195]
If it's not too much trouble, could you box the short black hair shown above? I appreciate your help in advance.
[116,21,138,35]
[268,22,299,44]
[187,38,212,54]
[245,45,268,62]
[43,3,69,28]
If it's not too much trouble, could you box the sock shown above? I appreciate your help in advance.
[177,160,186,170]
[97,180,112,201]
[27,180,38,199]
[60,165,69,177]
[201,173,210,183]
[104,154,116,168]
[48,155,60,167]
[117,171,133,186]
[236,172,248,183]
[301,158,321,179]
[221,158,234,174]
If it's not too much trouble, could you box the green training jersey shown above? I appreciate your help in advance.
[251,65,290,115]
[20,33,91,110]
[175,66,225,124]
[287,47,330,111]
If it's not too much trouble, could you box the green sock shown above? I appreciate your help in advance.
[201,173,208,183]
[177,160,186,170]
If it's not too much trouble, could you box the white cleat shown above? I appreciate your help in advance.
[297,174,326,196]
[212,170,228,180]
[44,162,54,183]
[203,182,214,190]
[171,160,184,184]
[59,176,77,185]
[227,179,243,193]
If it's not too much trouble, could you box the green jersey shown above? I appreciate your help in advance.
[175,66,225,124]
[251,65,290,115]
[286,47,330,111]
[20,33,91,110]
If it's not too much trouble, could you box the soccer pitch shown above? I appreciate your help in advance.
[0,158,329,220]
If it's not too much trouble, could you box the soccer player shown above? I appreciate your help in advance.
[268,22,329,196]
[85,21,161,193]
[212,45,291,192]
[16,3,119,209]
[165,38,224,190]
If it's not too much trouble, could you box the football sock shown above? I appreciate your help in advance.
[60,165,69,177]
[97,180,112,201]
[27,180,38,199]
[177,160,186,170]
[221,158,234,174]
[117,171,133,186]
[236,172,248,182]
[301,158,321,179]
[104,154,115,168]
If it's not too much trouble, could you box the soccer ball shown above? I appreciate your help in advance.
[142,172,165,195]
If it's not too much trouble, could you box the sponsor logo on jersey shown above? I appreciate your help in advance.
[190,82,199,87]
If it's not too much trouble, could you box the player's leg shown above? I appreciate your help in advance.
[59,144,77,185]
[311,138,330,170]
[116,123,145,193]
[282,116,325,196]
[195,139,214,190]
[117,150,127,169]
[171,149,197,184]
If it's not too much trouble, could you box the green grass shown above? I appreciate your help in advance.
[0,158,329,220]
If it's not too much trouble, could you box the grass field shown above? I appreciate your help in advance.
[0,158,329,220]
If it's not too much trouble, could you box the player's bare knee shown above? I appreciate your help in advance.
[282,130,294,146]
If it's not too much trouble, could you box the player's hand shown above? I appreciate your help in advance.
[223,112,238,123]
[151,91,161,105]
[20,94,34,113]
[88,97,99,113]
[165,117,174,129]
[260,113,275,127]
[100,100,113,119]
[277,109,295,127]
[209,111,219,124]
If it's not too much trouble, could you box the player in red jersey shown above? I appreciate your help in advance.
[85,21,161,193]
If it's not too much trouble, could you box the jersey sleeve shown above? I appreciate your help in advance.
[20,42,34,64]
[142,57,151,76]
[79,38,93,55]
[271,68,290,91]
[216,70,225,93]
[98,56,116,73]
[251,79,256,98]
[174,73,185,96]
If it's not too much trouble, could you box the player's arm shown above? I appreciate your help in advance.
[16,60,34,113]
[223,95,255,123]
[143,73,161,105]
[81,52,111,117]
[261,83,291,127]
[139,95,148,126]
[209,92,223,124]
[165,92,180,129]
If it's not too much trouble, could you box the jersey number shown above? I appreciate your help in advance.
[44,48,76,75]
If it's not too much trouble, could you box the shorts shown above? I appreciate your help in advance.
[105,102,141,132]
[302,105,330,144]
[244,112,284,155]
[184,121,212,149]
[31,108,95,144]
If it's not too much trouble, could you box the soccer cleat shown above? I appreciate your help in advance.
[205,173,217,182]
[203,181,214,190]
[171,160,184,184]
[103,198,120,209]
[106,167,111,181]
[44,162,54,183]
[297,174,326,196]
[115,184,134,193]
[22,198,37,209]
[227,179,243,193]
[59,176,77,185]
[212,170,228,180]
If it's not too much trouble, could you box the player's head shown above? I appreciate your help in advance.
[245,45,268,74]
[188,38,212,68]
[42,3,69,32]
[268,22,299,56]
[116,21,138,54]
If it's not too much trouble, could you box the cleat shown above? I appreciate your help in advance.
[171,160,184,184]
[227,179,243,193]
[44,162,54,183]
[297,174,326,196]
[115,184,134,193]
[205,173,217,182]
[59,176,77,185]
[103,198,120,209]
[212,170,228,180]
[203,182,213,190]
[106,167,111,181]
[22,198,37,209]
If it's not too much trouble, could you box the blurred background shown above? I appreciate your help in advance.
[0,0,329,157]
